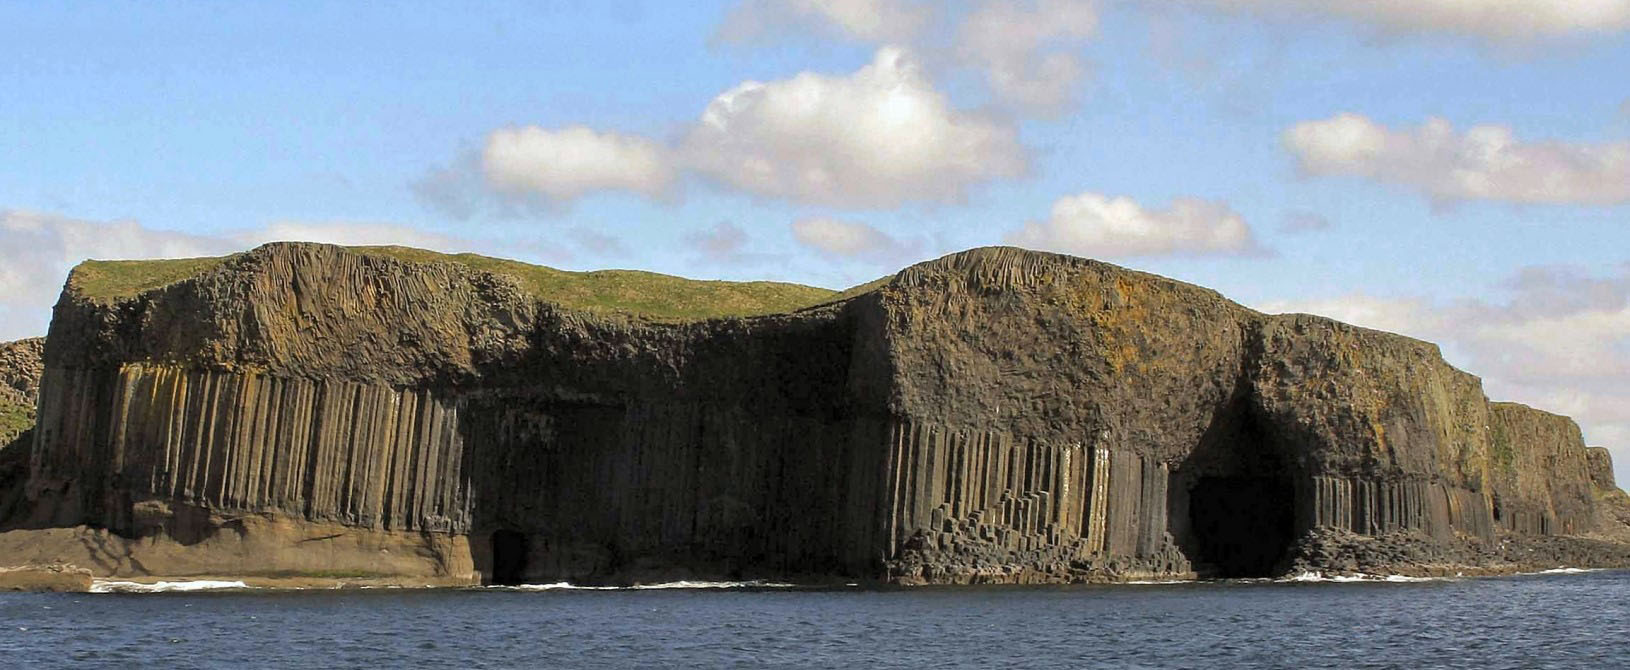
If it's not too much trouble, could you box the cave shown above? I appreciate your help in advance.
[490,529,530,585]
[1170,394,1298,578]
[1187,475,1294,578]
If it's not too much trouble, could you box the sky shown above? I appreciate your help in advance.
[3,1,1629,480]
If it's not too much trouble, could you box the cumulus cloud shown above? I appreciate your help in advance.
[567,228,630,257]
[1257,263,1630,484]
[421,47,1025,213]
[1005,192,1264,258]
[715,0,930,44]
[1284,113,1630,205]
[0,210,500,341]
[682,221,775,266]
[717,0,1099,114]
[956,0,1098,114]
[682,47,1026,207]
[0,210,231,339]
[1280,210,1331,234]
[481,126,676,205]
[1171,0,1630,41]
[233,221,473,251]
[790,217,922,264]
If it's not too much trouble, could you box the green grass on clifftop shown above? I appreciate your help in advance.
[353,246,837,320]
[70,256,234,302]
[67,244,847,321]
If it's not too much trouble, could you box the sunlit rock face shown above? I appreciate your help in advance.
[5,243,1625,585]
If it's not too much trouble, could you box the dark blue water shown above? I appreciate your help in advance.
[3,571,1628,669]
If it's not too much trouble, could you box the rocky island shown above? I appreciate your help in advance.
[1,242,1627,589]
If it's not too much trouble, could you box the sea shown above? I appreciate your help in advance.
[2,569,1627,669]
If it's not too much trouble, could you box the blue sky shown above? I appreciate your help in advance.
[3,1,1630,478]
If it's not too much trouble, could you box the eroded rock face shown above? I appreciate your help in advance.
[8,243,1626,584]
[1587,447,1618,491]
[0,337,44,448]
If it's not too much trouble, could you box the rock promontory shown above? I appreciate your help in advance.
[1,243,1626,586]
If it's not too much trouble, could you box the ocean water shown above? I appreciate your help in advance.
[3,571,1628,669]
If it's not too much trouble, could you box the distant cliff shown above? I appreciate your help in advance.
[3,243,1626,585]
[0,338,43,449]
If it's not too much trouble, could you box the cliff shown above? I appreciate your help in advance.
[0,338,43,449]
[2,243,1626,585]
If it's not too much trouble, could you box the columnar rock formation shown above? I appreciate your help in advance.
[2,243,1626,584]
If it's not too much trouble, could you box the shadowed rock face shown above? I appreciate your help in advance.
[4,243,1625,584]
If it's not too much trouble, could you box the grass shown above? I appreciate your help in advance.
[0,398,31,448]
[69,256,234,302]
[64,244,863,321]
[353,246,839,321]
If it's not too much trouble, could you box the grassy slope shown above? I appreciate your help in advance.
[0,396,29,448]
[69,256,232,304]
[66,245,856,321]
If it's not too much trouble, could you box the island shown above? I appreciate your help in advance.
[1,242,1627,589]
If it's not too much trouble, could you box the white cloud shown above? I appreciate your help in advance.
[481,125,676,204]
[956,0,1098,114]
[0,210,234,339]
[422,47,1026,213]
[1006,192,1263,257]
[682,47,1026,208]
[1173,0,1630,41]
[682,221,776,266]
[790,217,921,263]
[567,228,630,257]
[1280,210,1331,234]
[1285,113,1630,205]
[715,0,930,44]
[1256,263,1630,486]
[1256,294,1439,342]
[717,0,1099,115]
[0,211,226,301]
[233,221,473,251]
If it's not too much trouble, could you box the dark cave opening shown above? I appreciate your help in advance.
[490,529,530,585]
[1187,475,1294,578]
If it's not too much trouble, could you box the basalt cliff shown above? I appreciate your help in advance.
[1,243,1627,587]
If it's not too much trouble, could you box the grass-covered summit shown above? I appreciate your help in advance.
[67,244,842,321]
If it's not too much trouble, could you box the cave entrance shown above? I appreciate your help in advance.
[490,529,529,585]
[1188,475,1293,578]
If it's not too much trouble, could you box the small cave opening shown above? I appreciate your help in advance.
[490,529,530,585]
[1187,475,1294,578]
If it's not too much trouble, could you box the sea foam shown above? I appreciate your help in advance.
[495,580,796,591]
[90,580,251,593]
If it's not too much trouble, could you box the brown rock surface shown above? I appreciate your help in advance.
[0,563,92,592]
[0,337,44,448]
[5,242,1627,585]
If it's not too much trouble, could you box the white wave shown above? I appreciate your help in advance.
[1532,567,1597,575]
[495,579,796,591]
[1125,579,1192,585]
[91,579,250,593]
[631,580,795,590]
[1280,571,1444,583]
[501,582,619,591]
